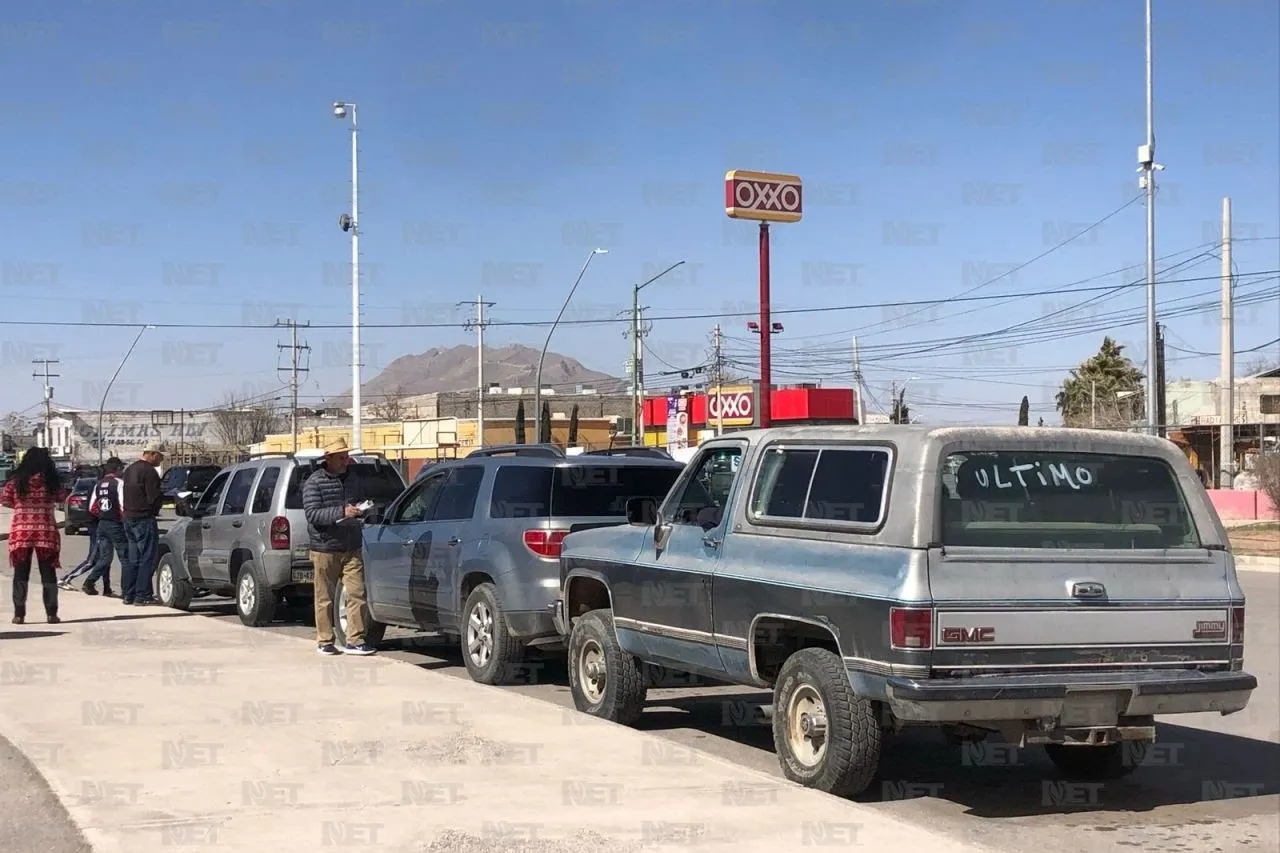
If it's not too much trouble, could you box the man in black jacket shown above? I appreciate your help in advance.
[121,446,165,605]
[302,437,374,656]
[83,457,127,597]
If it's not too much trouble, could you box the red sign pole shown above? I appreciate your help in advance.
[758,221,772,429]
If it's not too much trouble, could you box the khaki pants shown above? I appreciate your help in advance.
[311,550,366,646]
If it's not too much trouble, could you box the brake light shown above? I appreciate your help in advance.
[523,529,569,558]
[269,516,290,550]
[1231,605,1244,644]
[68,496,85,507]
[890,607,933,650]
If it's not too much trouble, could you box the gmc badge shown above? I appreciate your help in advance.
[941,626,996,643]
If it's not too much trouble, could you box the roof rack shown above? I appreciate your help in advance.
[582,447,673,459]
[467,444,566,459]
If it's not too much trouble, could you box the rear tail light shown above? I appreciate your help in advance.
[269,516,290,550]
[890,607,933,650]
[523,529,569,558]
[68,496,85,507]
[1231,604,1244,644]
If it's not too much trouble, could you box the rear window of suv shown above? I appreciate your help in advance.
[284,462,406,509]
[490,464,682,518]
[941,451,1200,549]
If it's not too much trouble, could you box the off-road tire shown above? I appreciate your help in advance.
[772,647,881,797]
[155,553,194,611]
[1045,741,1147,780]
[333,582,387,648]
[567,608,647,725]
[235,561,278,627]
[460,583,523,685]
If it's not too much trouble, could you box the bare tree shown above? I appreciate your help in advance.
[369,385,410,422]
[1241,355,1280,377]
[210,394,281,449]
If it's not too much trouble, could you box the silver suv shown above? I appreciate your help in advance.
[155,451,406,627]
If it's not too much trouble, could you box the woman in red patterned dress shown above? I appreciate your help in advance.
[2,447,70,624]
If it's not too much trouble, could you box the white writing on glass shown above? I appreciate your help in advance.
[972,461,1095,491]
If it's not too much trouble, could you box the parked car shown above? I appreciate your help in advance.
[63,477,99,535]
[553,425,1257,797]
[348,444,685,684]
[154,452,406,627]
[159,464,222,506]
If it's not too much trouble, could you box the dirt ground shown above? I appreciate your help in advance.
[1229,522,1280,556]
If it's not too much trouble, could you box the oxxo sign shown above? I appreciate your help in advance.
[725,170,803,223]
[708,389,754,426]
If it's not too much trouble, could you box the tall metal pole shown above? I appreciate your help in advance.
[33,359,59,452]
[631,285,642,446]
[276,319,310,455]
[712,324,724,437]
[349,106,362,452]
[535,249,607,443]
[96,325,151,465]
[1220,197,1234,487]
[477,295,486,448]
[758,222,773,428]
[852,336,866,425]
[1141,0,1159,436]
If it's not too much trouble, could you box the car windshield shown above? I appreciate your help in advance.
[186,468,219,489]
[941,450,1201,550]
[284,462,405,509]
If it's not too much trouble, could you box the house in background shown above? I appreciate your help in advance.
[1166,366,1280,486]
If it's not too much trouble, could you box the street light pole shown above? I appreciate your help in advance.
[534,248,608,443]
[334,101,362,452]
[629,260,686,446]
[98,324,155,465]
[1138,0,1163,436]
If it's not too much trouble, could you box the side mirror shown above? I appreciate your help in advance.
[626,497,658,525]
[174,502,190,517]
[365,512,384,525]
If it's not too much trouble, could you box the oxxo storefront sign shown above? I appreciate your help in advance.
[707,389,754,426]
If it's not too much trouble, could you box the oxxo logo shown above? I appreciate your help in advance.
[731,180,801,213]
[707,392,752,422]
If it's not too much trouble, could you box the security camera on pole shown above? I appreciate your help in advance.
[333,100,363,452]
[725,169,802,429]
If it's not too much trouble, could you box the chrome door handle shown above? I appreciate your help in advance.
[231,521,243,528]
[702,536,721,548]
[447,537,462,546]
[401,540,414,547]
[201,523,212,529]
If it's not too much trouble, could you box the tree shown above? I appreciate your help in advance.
[567,404,580,446]
[514,399,526,444]
[210,393,281,449]
[1018,396,1030,426]
[1241,355,1280,377]
[1256,455,1280,517]
[369,385,410,422]
[1055,337,1145,429]
[539,401,552,444]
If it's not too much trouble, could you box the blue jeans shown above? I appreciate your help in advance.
[123,517,159,602]
[86,519,128,590]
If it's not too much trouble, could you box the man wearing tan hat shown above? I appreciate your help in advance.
[301,437,375,656]
[121,446,165,605]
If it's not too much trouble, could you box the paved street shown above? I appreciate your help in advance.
[3,529,1269,852]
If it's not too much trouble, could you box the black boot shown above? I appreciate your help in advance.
[83,582,99,596]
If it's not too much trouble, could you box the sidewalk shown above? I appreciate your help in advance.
[0,580,983,853]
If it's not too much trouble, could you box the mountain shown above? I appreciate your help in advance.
[322,343,622,408]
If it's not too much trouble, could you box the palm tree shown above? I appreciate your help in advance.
[1018,396,1030,426]
[514,399,526,444]
[568,404,580,446]
[1055,337,1145,429]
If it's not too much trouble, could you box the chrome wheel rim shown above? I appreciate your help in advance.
[578,638,606,704]
[157,564,173,603]
[786,685,829,769]
[238,572,255,614]
[337,585,348,638]
[466,601,494,669]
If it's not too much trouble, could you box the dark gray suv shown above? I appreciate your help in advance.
[350,445,684,685]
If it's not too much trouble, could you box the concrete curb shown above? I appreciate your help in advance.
[1236,554,1280,574]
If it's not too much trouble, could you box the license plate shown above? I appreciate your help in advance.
[1060,692,1121,727]
[291,568,313,583]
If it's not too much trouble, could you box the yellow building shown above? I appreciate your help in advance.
[254,416,620,479]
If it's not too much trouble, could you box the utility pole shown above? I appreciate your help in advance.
[275,319,311,454]
[852,336,866,425]
[709,324,725,437]
[627,296,651,446]
[1091,380,1097,429]
[460,295,496,448]
[1155,322,1167,438]
[32,359,59,451]
[1138,0,1163,436]
[1220,196,1234,487]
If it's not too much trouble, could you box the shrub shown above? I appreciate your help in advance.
[1256,454,1280,518]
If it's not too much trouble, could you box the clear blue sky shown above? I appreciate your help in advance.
[2,0,1277,424]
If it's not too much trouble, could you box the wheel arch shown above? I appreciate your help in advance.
[748,613,844,688]
[564,570,612,623]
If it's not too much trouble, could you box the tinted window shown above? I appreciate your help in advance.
[221,468,258,515]
[187,468,219,490]
[160,468,184,488]
[395,474,447,524]
[551,465,683,518]
[489,466,553,518]
[941,451,1200,549]
[669,446,744,527]
[73,478,97,494]
[195,472,230,514]
[431,466,485,521]
[285,462,405,510]
[805,449,891,524]
[751,448,818,519]
[250,466,282,514]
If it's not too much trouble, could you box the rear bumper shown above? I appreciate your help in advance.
[551,599,566,635]
[882,669,1257,723]
[506,608,557,641]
